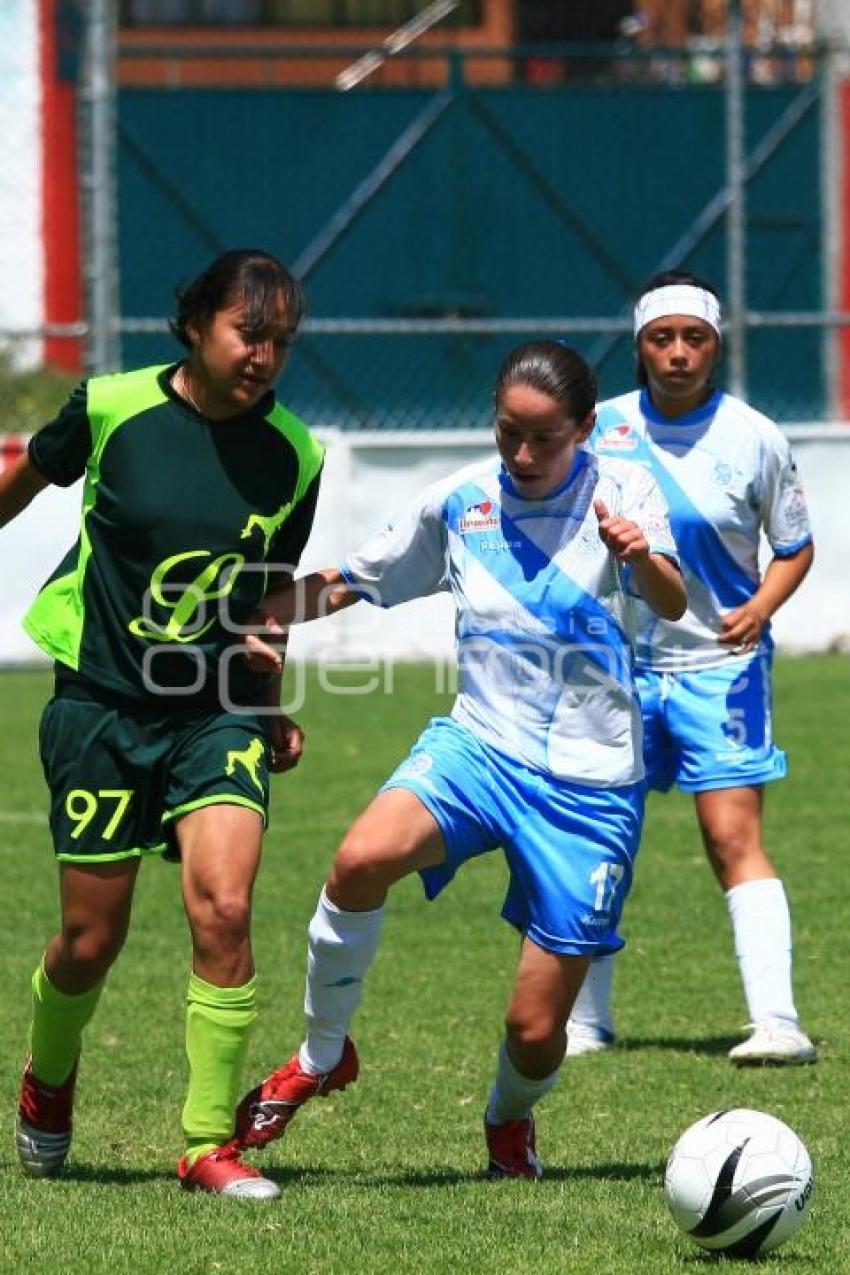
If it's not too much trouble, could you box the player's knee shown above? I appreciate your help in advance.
[191,890,252,944]
[703,823,761,871]
[330,831,398,899]
[505,1009,565,1054]
[60,923,125,976]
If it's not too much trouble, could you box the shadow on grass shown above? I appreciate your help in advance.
[60,1165,175,1186]
[678,1254,819,1268]
[616,1035,740,1057]
[5,1162,341,1188]
[271,1160,662,1189]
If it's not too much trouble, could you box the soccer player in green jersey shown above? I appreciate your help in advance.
[0,249,324,1199]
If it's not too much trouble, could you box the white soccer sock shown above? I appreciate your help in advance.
[486,1040,561,1124]
[567,953,616,1036]
[726,877,798,1027]
[299,888,385,1075]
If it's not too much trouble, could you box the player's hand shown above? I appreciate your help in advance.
[243,611,286,674]
[718,601,767,652]
[268,711,305,773]
[594,499,650,563]
[244,632,284,674]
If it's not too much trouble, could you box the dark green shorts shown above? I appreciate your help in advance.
[39,681,271,863]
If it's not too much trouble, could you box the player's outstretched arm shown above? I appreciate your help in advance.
[0,453,50,529]
[262,568,361,627]
[594,499,686,621]
[245,568,362,674]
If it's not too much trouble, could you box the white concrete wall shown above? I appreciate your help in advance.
[0,0,42,362]
[818,0,850,43]
[1,429,848,670]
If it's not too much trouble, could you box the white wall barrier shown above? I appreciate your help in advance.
[1,428,849,670]
[0,0,42,364]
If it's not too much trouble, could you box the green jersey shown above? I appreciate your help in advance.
[25,363,323,706]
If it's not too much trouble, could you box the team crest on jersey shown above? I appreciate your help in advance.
[712,460,734,487]
[396,753,434,780]
[600,423,638,452]
[460,499,499,533]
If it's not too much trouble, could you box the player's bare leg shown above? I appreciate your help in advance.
[178,805,279,1198]
[17,861,138,1177]
[236,790,445,1149]
[486,941,589,1179]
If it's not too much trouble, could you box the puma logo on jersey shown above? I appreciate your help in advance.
[225,738,266,794]
[241,501,295,554]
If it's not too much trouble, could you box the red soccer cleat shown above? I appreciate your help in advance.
[16,1056,79,1178]
[235,1037,359,1150]
[178,1143,280,1199]
[485,1113,544,1180]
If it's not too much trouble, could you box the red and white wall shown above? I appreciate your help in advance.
[0,0,82,371]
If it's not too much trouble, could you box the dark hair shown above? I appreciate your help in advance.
[634,269,721,386]
[495,340,597,421]
[170,249,307,349]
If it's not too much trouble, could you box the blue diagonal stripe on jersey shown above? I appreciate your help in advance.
[593,405,755,608]
[448,482,631,687]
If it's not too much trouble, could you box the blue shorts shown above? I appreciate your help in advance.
[381,717,644,957]
[636,652,787,794]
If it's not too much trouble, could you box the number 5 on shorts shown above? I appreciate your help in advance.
[65,789,133,841]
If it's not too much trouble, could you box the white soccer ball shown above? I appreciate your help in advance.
[664,1109,814,1256]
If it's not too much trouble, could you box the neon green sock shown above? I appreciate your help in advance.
[182,973,257,1164]
[29,959,104,1087]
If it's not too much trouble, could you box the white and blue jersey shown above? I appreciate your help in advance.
[341,449,676,955]
[592,388,812,673]
[341,449,678,788]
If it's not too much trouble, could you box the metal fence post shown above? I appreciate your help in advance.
[822,40,842,421]
[79,0,119,374]
[725,0,746,398]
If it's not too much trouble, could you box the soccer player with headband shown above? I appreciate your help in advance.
[568,270,817,1067]
[230,340,685,1179]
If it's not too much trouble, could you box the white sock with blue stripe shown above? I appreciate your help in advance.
[299,888,384,1075]
[486,1040,560,1124]
[726,877,798,1027]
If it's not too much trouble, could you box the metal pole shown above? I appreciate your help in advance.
[80,0,118,373]
[725,0,746,397]
[821,42,841,420]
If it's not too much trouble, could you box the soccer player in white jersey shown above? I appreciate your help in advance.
[568,271,817,1066]
[229,341,685,1178]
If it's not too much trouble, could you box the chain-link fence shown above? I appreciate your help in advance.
[2,2,850,434]
[113,38,836,425]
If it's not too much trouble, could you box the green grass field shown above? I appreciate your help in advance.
[0,657,848,1274]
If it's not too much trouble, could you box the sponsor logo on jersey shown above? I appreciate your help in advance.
[460,499,499,533]
[599,423,638,452]
[129,549,245,643]
[480,537,521,553]
[783,489,808,529]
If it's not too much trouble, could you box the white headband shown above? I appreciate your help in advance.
[633,284,721,337]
